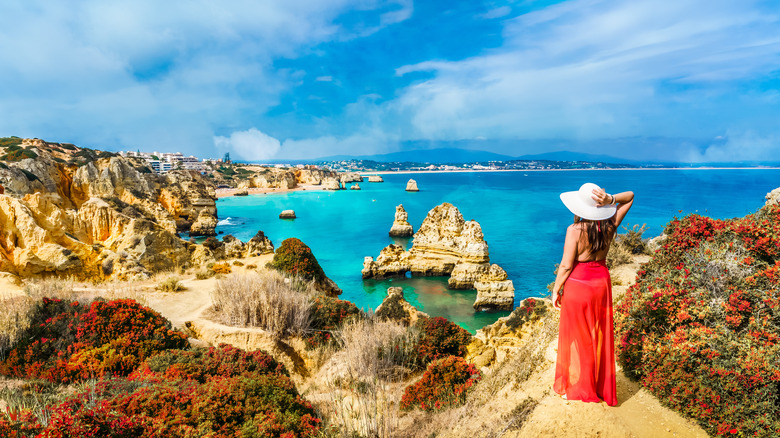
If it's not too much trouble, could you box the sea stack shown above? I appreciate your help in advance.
[473,264,515,311]
[365,202,506,292]
[350,183,361,190]
[406,179,419,192]
[368,175,384,182]
[279,210,296,219]
[389,204,414,237]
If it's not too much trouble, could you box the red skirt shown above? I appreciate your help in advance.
[554,260,617,406]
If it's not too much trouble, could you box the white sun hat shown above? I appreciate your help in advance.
[560,183,617,221]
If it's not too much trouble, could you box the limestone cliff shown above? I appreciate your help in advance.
[388,204,414,237]
[766,187,780,207]
[0,138,216,279]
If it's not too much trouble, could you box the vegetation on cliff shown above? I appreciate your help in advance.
[615,205,780,436]
[0,296,322,437]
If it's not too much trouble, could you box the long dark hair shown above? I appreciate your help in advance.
[574,216,615,252]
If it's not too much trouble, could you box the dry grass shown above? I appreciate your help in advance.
[0,296,34,361]
[156,276,185,292]
[209,271,313,339]
[318,318,420,438]
[395,312,559,438]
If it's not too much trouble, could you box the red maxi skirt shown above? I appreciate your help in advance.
[553,260,617,406]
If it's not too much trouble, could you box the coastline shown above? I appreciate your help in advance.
[359,167,780,175]
[215,184,324,198]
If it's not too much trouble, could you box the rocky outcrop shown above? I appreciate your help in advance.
[409,203,490,285]
[0,141,217,279]
[244,230,274,256]
[321,177,341,190]
[406,179,419,192]
[279,210,296,219]
[368,175,384,182]
[190,210,218,236]
[374,286,428,326]
[364,203,511,308]
[473,264,515,311]
[766,187,780,207]
[246,169,298,190]
[362,244,410,279]
[468,298,553,367]
[350,183,361,190]
[340,173,363,183]
[388,204,414,237]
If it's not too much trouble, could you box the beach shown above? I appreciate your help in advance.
[215,184,325,198]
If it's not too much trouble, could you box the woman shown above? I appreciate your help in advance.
[551,182,634,406]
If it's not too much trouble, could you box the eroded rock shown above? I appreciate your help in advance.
[406,179,419,192]
[389,204,414,237]
[473,264,515,311]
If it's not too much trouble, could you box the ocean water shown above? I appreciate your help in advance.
[215,169,780,332]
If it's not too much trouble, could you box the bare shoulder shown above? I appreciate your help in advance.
[566,223,583,236]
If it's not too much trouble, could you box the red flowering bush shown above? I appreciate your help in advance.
[305,295,363,348]
[616,206,780,437]
[2,345,322,437]
[271,238,327,283]
[414,316,472,365]
[400,356,481,411]
[0,298,188,383]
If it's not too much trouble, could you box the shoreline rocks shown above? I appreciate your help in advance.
[388,204,414,237]
[279,210,296,219]
[406,179,419,192]
[374,286,429,326]
[350,183,361,190]
[368,175,384,182]
[321,177,340,190]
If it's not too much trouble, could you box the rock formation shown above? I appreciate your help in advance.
[408,203,490,284]
[362,244,410,279]
[321,177,341,190]
[388,204,414,237]
[279,210,296,219]
[473,264,515,311]
[364,202,513,309]
[0,140,218,280]
[766,187,780,207]
[244,230,274,256]
[368,175,384,182]
[406,179,419,192]
[340,172,363,183]
[350,183,361,190]
[374,286,429,326]
[467,298,553,367]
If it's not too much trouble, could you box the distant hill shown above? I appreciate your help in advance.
[515,151,637,164]
[316,148,516,164]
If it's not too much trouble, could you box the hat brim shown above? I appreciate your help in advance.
[560,191,616,221]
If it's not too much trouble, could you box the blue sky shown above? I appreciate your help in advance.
[2,0,780,162]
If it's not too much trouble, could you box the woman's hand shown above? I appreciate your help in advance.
[552,289,562,309]
[591,187,611,207]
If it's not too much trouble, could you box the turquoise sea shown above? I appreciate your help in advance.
[215,169,780,332]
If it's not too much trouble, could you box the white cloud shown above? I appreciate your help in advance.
[214,128,281,160]
[686,132,780,163]
[389,0,780,143]
[0,0,412,156]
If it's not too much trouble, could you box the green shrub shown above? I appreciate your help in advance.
[615,207,780,436]
[271,238,326,283]
[414,316,472,365]
[306,295,362,348]
[504,298,547,330]
[0,136,22,148]
[400,356,480,411]
[157,276,185,292]
[195,269,213,280]
[374,292,411,324]
[2,148,37,162]
[0,298,188,383]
